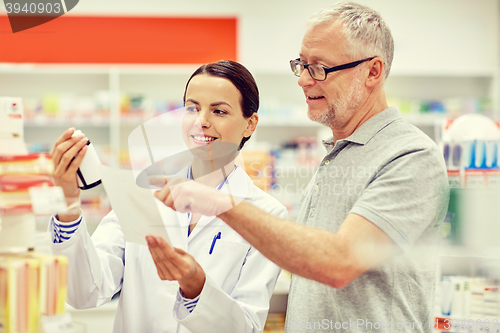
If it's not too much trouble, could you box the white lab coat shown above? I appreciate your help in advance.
[50,165,287,333]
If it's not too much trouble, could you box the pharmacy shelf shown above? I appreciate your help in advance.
[2,62,498,166]
[390,68,498,78]
[402,113,447,127]
[21,112,447,130]
[0,63,496,77]
[24,119,111,127]
[440,245,500,259]
[0,63,199,75]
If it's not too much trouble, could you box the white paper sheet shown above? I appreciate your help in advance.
[98,164,171,245]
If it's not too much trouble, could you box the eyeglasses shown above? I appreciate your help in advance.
[289,57,376,81]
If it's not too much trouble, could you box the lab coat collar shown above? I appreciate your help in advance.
[172,164,252,242]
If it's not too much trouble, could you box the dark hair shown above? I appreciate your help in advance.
[183,60,259,150]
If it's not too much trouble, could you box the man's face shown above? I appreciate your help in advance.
[298,21,365,128]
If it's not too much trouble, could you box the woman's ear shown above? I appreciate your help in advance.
[243,113,259,137]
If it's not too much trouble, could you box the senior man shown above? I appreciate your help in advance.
[152,2,449,332]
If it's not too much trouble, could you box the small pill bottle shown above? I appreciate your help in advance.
[72,130,102,190]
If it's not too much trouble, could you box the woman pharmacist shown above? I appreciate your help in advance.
[48,60,288,333]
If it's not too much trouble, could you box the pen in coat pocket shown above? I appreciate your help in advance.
[209,232,221,255]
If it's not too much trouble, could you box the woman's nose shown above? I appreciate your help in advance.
[194,110,210,129]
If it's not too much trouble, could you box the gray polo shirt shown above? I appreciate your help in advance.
[285,107,450,333]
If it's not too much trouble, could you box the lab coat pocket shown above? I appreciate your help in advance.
[204,240,250,294]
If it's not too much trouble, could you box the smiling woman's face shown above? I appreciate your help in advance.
[182,74,257,159]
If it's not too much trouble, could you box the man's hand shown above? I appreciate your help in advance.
[152,177,237,216]
[146,236,206,299]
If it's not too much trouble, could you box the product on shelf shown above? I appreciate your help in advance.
[441,114,500,188]
[259,99,309,120]
[263,313,286,333]
[238,136,322,217]
[241,150,275,191]
[438,275,500,319]
[387,97,492,117]
[119,93,186,125]
[0,96,74,333]
[0,263,6,332]
[0,256,40,333]
[24,91,112,126]
[0,154,55,216]
[0,253,69,333]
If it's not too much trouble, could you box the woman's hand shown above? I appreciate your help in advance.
[51,128,88,220]
[146,236,206,299]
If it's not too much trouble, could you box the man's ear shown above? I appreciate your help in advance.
[365,57,384,88]
[243,113,259,137]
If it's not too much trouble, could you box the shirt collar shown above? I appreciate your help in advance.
[322,107,402,151]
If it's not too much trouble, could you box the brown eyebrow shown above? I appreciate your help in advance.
[185,99,199,105]
[185,99,232,108]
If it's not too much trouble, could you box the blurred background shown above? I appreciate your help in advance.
[1,0,500,332]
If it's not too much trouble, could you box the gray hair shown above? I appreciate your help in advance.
[306,1,394,79]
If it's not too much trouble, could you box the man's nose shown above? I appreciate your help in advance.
[298,68,316,87]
